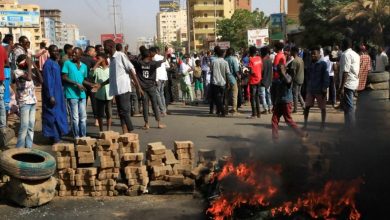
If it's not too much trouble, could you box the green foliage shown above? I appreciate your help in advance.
[217,9,269,49]
[299,0,352,46]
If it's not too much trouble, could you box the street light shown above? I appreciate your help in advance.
[214,0,217,44]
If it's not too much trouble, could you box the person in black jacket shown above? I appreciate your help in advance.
[259,47,273,114]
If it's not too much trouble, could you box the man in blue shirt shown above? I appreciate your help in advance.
[62,47,96,138]
[304,46,330,131]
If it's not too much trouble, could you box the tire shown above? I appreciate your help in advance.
[367,71,389,83]
[367,82,390,90]
[0,148,56,180]
[359,90,389,100]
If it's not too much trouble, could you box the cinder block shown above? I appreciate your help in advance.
[75,137,97,146]
[164,150,179,165]
[146,159,164,167]
[52,143,74,152]
[174,141,194,150]
[75,145,93,152]
[147,142,166,155]
[119,133,139,143]
[122,153,144,162]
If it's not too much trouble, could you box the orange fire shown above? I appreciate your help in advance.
[207,160,363,220]
[207,160,282,220]
[272,179,363,220]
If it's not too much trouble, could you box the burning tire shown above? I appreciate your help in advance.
[367,71,389,83]
[367,81,389,90]
[359,90,389,100]
[0,148,56,181]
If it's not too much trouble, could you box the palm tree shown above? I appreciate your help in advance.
[329,0,390,46]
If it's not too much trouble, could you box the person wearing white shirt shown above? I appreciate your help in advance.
[323,47,336,107]
[180,55,194,102]
[339,39,360,128]
[375,47,389,72]
[97,40,143,133]
[151,47,169,116]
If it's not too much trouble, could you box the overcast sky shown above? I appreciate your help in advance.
[19,0,279,49]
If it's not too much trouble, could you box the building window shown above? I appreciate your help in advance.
[205,25,208,29]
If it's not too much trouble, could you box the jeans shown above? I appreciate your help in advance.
[156,80,167,114]
[272,103,304,140]
[67,99,87,138]
[343,88,355,128]
[115,92,133,131]
[142,86,160,123]
[0,84,6,128]
[328,76,336,105]
[292,83,305,111]
[209,84,225,115]
[259,86,273,111]
[250,84,260,116]
[130,92,140,115]
[16,104,36,148]
[226,83,238,113]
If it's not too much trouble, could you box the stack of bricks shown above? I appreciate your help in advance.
[74,168,100,196]
[52,143,77,197]
[148,142,195,193]
[75,137,97,166]
[95,131,121,196]
[174,141,194,168]
[119,133,148,196]
[146,142,171,180]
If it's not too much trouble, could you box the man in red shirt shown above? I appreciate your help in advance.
[273,42,286,79]
[247,46,262,118]
[0,33,9,128]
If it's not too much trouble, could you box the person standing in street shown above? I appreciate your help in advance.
[289,47,305,113]
[81,46,98,126]
[42,45,69,144]
[91,53,112,132]
[35,42,49,71]
[62,47,95,138]
[60,44,73,67]
[339,38,360,128]
[0,34,9,130]
[247,46,262,119]
[210,46,230,117]
[193,59,204,100]
[323,47,337,108]
[375,46,389,72]
[180,55,194,103]
[304,46,330,131]
[271,62,307,143]
[14,55,42,148]
[224,48,239,115]
[151,47,169,116]
[132,49,167,130]
[96,40,143,134]
[357,45,372,92]
[259,46,273,114]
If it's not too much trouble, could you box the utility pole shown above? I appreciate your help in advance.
[187,0,191,54]
[113,0,117,36]
[214,0,217,44]
[109,0,123,41]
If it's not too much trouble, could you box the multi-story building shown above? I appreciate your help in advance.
[42,17,55,45]
[40,9,62,46]
[187,0,235,50]
[287,0,301,24]
[0,0,42,51]
[59,23,79,48]
[156,9,187,47]
[234,0,251,11]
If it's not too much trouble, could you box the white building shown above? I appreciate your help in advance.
[156,9,187,46]
[59,23,79,48]
[42,17,56,45]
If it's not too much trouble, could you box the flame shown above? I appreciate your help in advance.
[207,160,282,220]
[271,179,364,220]
[206,159,363,220]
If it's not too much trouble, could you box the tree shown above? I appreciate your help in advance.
[329,0,390,46]
[299,0,353,47]
[217,9,269,49]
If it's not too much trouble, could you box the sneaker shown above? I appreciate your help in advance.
[261,110,268,115]
[247,115,256,119]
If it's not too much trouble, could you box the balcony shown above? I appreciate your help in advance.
[194,16,222,23]
[193,4,224,11]
[194,28,215,34]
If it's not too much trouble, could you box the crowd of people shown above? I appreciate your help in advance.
[0,32,389,147]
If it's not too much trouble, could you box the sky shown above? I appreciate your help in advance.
[19,0,280,50]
